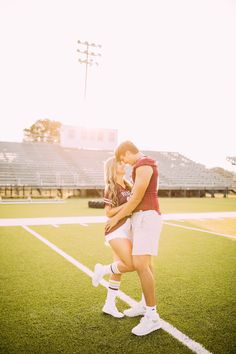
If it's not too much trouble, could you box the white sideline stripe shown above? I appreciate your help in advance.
[1,211,236,226]
[0,216,107,226]
[164,211,236,221]
[52,224,59,228]
[164,222,236,240]
[22,225,212,354]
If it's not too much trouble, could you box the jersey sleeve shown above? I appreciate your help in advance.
[132,157,158,183]
[136,157,157,168]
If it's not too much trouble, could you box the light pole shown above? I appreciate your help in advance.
[77,40,102,100]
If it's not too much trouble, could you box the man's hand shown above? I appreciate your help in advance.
[105,215,119,232]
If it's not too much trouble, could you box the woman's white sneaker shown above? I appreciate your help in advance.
[92,263,105,287]
[131,314,161,336]
[123,302,146,317]
[102,303,124,318]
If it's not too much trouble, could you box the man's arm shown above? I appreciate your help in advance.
[105,165,153,231]
[105,203,128,218]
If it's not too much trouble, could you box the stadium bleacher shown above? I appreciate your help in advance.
[0,142,235,194]
[146,151,234,189]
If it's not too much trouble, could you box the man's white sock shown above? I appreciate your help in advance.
[146,305,157,317]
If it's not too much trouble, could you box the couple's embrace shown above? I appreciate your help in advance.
[92,141,162,336]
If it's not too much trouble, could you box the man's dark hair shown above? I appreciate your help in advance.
[115,141,139,161]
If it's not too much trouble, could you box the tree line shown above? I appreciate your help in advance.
[23,119,61,143]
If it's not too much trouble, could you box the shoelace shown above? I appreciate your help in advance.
[140,315,159,325]
[140,316,151,325]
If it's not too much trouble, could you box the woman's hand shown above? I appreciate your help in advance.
[105,215,119,232]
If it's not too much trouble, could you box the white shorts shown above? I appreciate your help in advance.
[105,217,132,246]
[131,210,162,256]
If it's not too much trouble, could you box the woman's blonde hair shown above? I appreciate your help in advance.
[104,156,132,206]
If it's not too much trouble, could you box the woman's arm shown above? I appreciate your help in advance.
[105,202,128,218]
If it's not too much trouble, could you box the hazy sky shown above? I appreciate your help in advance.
[0,0,235,170]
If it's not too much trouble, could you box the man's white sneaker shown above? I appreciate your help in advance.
[131,314,161,336]
[92,263,105,287]
[102,303,124,318]
[123,302,146,317]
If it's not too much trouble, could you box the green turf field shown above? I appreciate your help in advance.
[0,198,236,354]
[0,197,236,218]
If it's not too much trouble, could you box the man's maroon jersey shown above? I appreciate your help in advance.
[132,156,161,213]
[104,183,131,235]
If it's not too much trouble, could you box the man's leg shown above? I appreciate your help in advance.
[123,257,156,317]
[131,255,161,336]
[133,255,156,306]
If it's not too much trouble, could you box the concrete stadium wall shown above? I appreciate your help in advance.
[0,187,232,199]
[0,187,104,199]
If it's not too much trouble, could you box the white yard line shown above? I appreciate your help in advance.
[164,222,236,240]
[22,225,212,354]
[1,211,236,226]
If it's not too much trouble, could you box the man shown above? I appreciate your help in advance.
[105,141,162,336]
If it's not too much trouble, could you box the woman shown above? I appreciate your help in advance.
[92,156,137,318]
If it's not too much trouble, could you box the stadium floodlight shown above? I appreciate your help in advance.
[77,39,102,99]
